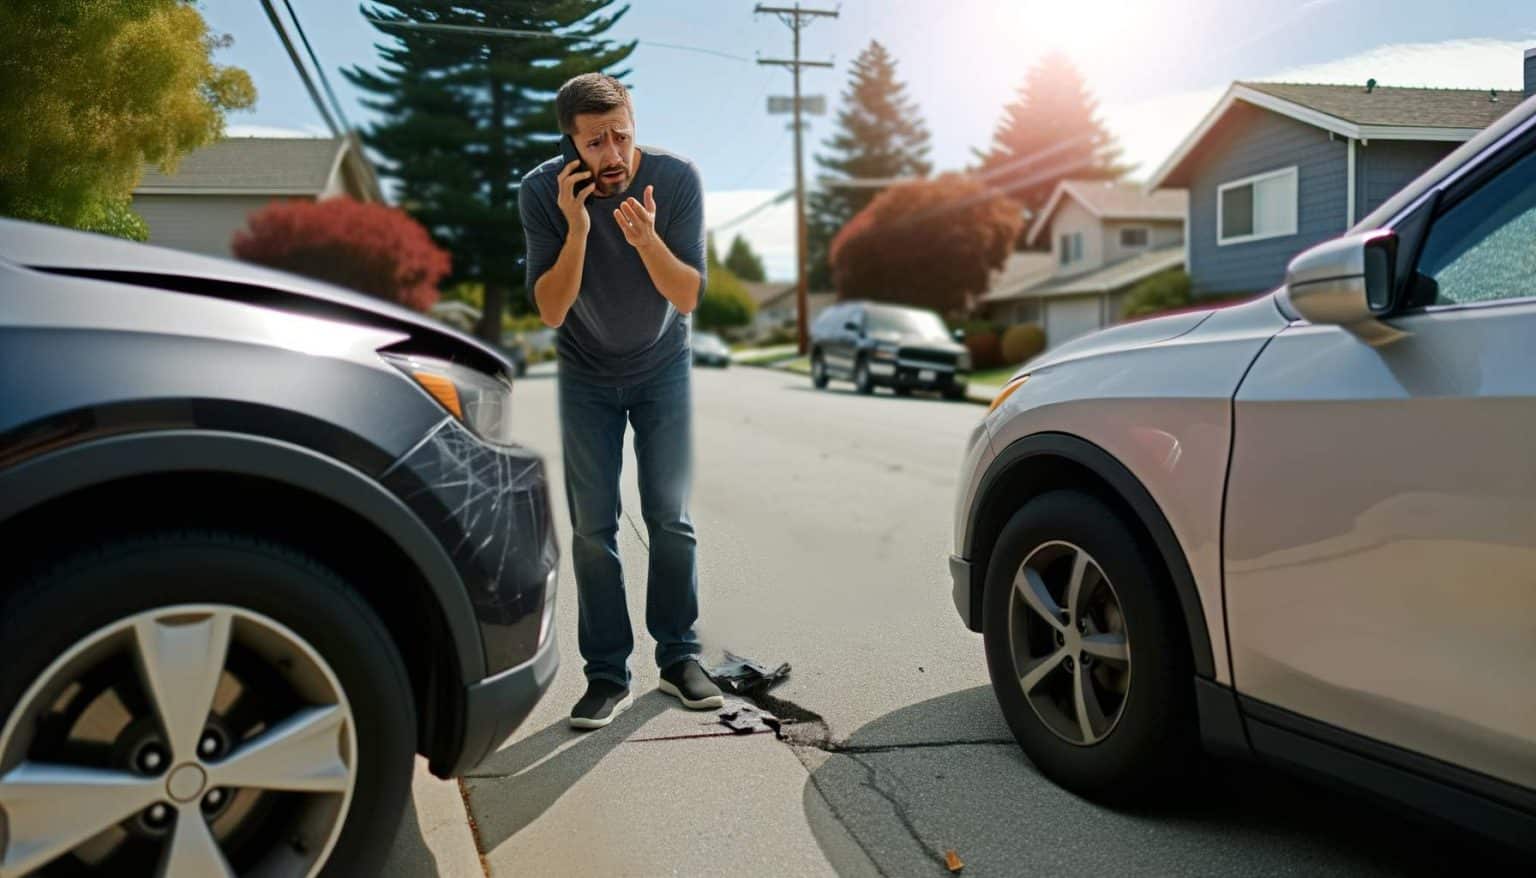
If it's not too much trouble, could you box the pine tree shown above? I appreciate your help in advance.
[977,53,1130,240]
[345,1,636,339]
[807,40,932,291]
[724,234,766,283]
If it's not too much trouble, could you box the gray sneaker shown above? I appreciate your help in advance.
[570,680,633,730]
[658,660,725,709]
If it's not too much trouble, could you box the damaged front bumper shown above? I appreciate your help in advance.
[383,416,561,675]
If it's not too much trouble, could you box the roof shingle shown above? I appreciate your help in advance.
[1239,82,1522,130]
[137,137,346,193]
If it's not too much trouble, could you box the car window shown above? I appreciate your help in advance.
[1416,145,1536,307]
[864,305,951,342]
[813,306,841,334]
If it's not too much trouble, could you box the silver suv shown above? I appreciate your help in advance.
[950,95,1536,852]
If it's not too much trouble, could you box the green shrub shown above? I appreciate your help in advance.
[696,266,757,330]
[1121,269,1192,319]
[1001,323,1046,364]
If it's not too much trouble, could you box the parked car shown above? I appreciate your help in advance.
[809,301,970,399]
[691,329,731,368]
[0,219,560,875]
[949,95,1536,854]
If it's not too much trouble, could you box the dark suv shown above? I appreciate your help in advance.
[809,301,971,399]
[0,219,559,876]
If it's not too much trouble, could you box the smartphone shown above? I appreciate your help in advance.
[560,135,594,194]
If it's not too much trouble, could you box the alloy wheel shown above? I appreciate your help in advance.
[0,604,357,876]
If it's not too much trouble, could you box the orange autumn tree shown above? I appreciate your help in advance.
[233,196,450,312]
[829,172,1021,317]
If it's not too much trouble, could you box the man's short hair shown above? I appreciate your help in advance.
[556,73,633,135]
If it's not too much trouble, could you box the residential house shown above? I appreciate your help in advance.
[132,135,383,258]
[1147,64,1533,298]
[981,180,1187,348]
[753,282,836,339]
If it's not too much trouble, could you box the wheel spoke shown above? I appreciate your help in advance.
[1082,633,1130,665]
[133,612,232,761]
[1065,550,1093,621]
[1073,663,1109,743]
[209,705,350,794]
[1014,567,1066,631]
[1018,649,1067,693]
[0,762,163,874]
[157,807,235,878]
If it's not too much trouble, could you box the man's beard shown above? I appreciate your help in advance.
[596,166,631,197]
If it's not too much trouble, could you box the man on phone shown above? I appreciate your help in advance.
[518,72,722,729]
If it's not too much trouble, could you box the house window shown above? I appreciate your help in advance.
[1217,166,1298,246]
[1119,227,1150,248]
[1059,232,1084,265]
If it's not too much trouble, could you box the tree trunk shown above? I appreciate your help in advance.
[477,282,506,341]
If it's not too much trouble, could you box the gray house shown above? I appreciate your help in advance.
[981,180,1186,348]
[1148,69,1533,297]
[132,135,383,258]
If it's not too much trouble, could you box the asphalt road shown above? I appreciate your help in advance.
[385,360,1514,877]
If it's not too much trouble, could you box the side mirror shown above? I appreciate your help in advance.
[1281,230,1404,345]
[844,320,861,334]
[952,328,967,342]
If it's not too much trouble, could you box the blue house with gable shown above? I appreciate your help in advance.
[1148,51,1536,298]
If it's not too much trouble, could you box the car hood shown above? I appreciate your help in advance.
[1015,306,1224,376]
[0,217,511,373]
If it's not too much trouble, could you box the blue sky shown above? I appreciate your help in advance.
[205,1,1535,281]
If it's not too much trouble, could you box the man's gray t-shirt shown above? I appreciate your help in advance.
[519,146,707,385]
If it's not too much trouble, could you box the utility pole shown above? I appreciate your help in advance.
[756,3,836,355]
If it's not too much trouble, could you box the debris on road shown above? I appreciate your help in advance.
[717,703,783,738]
[707,651,791,698]
[945,849,965,873]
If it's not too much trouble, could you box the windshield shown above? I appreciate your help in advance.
[864,306,951,342]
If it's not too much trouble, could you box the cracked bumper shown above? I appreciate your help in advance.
[384,418,560,675]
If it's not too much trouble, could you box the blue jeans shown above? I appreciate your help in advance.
[557,349,699,687]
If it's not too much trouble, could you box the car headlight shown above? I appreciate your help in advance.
[872,342,899,361]
[382,353,516,445]
[988,373,1029,413]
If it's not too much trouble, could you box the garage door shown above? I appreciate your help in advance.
[1044,297,1104,349]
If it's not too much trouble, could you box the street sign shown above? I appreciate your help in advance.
[768,95,826,115]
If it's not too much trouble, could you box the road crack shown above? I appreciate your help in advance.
[845,752,951,871]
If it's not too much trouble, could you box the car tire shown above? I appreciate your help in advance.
[811,352,829,389]
[895,386,913,397]
[982,491,1195,806]
[0,531,416,876]
[943,384,968,401]
[854,357,874,395]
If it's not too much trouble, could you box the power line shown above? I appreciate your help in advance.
[708,189,794,234]
[361,16,754,63]
[259,0,338,136]
[281,0,352,132]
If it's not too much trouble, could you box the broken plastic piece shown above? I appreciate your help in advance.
[717,703,783,737]
[706,651,791,698]
[945,849,964,872]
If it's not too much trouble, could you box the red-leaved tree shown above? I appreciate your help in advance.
[829,173,1022,317]
[232,197,450,312]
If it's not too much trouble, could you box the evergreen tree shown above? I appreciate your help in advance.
[346,2,636,339]
[976,52,1130,241]
[724,234,766,283]
[807,40,932,291]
